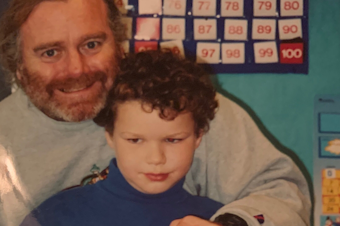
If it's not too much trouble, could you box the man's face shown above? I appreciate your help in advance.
[105,101,202,194]
[18,0,117,121]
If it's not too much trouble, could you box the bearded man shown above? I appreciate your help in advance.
[0,0,311,226]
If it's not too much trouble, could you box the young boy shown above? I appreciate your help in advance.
[20,50,223,226]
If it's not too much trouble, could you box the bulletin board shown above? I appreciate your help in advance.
[114,0,308,74]
[314,95,340,226]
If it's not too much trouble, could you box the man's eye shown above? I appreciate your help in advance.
[127,139,142,144]
[43,49,57,57]
[86,41,99,49]
[166,138,182,143]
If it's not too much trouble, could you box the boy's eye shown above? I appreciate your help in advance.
[166,138,182,143]
[127,138,142,144]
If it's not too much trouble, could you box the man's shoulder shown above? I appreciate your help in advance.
[0,91,23,131]
[0,90,36,147]
[0,90,24,118]
[212,92,254,129]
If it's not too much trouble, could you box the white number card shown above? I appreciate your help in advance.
[221,0,244,17]
[325,168,337,179]
[254,41,278,63]
[135,18,160,40]
[253,0,277,17]
[252,19,276,40]
[196,42,220,64]
[280,0,303,17]
[194,19,217,40]
[162,18,186,40]
[192,0,217,16]
[224,19,248,41]
[138,0,162,15]
[221,43,245,64]
[163,0,187,16]
[278,19,302,40]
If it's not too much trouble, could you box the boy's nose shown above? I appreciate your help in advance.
[146,143,166,165]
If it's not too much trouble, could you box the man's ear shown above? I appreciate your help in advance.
[105,131,116,150]
[194,130,204,149]
[16,65,23,81]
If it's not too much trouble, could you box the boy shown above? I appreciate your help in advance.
[20,50,223,226]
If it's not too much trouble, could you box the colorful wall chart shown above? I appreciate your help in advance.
[115,0,309,74]
[314,95,340,226]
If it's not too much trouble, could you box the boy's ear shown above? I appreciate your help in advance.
[194,130,204,149]
[105,131,116,150]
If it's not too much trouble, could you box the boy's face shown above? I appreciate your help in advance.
[105,101,202,194]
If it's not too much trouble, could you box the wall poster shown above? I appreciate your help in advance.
[314,95,340,226]
[115,0,309,74]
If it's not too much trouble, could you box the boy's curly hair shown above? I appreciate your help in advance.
[94,50,218,136]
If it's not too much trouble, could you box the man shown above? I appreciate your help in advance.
[0,0,311,226]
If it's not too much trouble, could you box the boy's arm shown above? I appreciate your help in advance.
[186,93,311,226]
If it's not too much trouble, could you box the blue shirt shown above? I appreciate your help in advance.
[21,159,223,226]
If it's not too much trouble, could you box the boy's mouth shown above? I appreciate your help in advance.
[144,173,169,182]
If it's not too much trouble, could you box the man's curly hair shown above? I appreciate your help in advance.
[94,50,218,136]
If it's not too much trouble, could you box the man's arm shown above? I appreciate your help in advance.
[185,93,311,226]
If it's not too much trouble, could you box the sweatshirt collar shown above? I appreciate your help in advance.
[97,158,189,204]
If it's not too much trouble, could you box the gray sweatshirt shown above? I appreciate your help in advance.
[0,89,311,226]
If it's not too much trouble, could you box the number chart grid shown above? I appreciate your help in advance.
[116,0,309,74]
[322,169,340,214]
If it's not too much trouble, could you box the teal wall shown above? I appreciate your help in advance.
[215,0,340,180]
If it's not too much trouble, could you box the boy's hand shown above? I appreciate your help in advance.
[170,216,221,226]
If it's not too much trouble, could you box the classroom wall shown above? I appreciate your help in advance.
[215,0,340,179]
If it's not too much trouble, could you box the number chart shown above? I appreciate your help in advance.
[116,0,308,74]
[314,95,340,226]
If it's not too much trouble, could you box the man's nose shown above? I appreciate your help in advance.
[66,49,87,77]
[146,143,166,165]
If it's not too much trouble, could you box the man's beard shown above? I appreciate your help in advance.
[20,68,113,122]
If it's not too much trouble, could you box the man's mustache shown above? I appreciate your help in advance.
[46,71,107,95]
